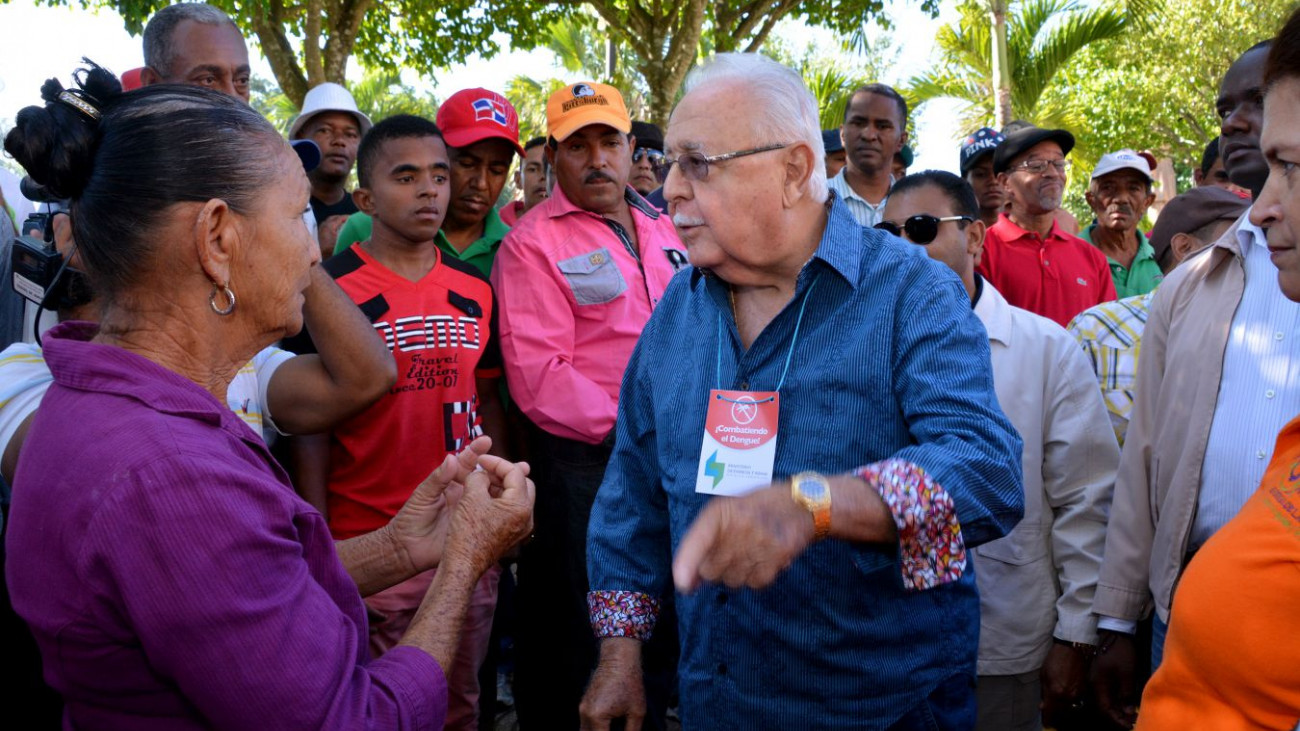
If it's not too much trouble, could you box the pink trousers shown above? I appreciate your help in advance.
[365,564,502,731]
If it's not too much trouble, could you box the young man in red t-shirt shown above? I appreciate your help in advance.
[287,114,506,731]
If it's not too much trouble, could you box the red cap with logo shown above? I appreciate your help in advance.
[436,88,524,156]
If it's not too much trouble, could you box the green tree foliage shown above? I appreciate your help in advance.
[907,0,1136,217]
[907,0,1128,132]
[1053,0,1293,188]
[577,0,919,124]
[250,69,438,135]
[29,0,568,106]
[505,13,650,143]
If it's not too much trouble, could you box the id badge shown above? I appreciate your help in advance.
[695,389,779,496]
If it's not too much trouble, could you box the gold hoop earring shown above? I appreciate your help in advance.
[210,284,236,316]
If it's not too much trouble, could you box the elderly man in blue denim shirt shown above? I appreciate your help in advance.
[578,54,1024,731]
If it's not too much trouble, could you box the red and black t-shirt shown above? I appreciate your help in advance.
[306,244,500,539]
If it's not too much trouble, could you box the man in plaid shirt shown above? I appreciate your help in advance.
[1068,186,1247,445]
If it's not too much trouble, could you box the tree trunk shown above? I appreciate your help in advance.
[989,0,1013,127]
[323,0,372,89]
[251,20,308,106]
[248,0,371,107]
[303,0,324,88]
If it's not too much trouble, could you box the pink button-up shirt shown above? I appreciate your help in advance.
[492,185,686,444]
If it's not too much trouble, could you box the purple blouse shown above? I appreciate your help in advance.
[5,322,448,730]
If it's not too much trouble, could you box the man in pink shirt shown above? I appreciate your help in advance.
[491,80,685,729]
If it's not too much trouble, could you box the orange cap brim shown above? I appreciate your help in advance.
[550,110,632,143]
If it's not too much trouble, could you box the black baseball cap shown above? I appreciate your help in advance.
[822,129,844,154]
[992,126,1075,175]
[631,121,664,152]
[959,127,1004,176]
[290,139,321,172]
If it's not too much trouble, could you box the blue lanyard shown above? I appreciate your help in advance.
[715,276,820,394]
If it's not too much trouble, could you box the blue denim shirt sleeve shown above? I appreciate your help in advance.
[885,261,1026,549]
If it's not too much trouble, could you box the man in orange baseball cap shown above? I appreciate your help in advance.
[494,81,685,729]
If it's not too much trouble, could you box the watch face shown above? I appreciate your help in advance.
[799,478,827,501]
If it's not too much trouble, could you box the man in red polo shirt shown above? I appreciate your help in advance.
[977,126,1116,326]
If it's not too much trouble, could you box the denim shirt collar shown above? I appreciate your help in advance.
[689,193,862,294]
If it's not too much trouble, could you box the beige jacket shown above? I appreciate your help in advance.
[972,282,1117,675]
[1092,217,1245,623]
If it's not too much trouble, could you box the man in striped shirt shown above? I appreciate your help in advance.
[827,83,908,226]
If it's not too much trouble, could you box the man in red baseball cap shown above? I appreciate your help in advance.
[436,88,524,275]
[331,88,521,278]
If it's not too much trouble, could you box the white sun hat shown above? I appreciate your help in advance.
[289,82,373,139]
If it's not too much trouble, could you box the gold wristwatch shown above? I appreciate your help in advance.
[791,471,833,540]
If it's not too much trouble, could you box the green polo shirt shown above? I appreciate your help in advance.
[1081,224,1164,299]
[332,208,509,278]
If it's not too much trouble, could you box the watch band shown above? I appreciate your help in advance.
[1053,637,1098,657]
[811,501,831,540]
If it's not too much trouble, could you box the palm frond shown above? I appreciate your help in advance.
[1015,3,1127,110]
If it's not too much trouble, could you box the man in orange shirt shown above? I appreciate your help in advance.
[1136,13,1300,729]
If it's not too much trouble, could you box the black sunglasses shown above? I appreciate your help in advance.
[874,215,974,245]
[633,148,665,165]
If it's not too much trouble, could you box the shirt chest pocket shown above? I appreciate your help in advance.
[557,248,627,305]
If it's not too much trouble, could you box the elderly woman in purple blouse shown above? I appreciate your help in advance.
[2,64,534,730]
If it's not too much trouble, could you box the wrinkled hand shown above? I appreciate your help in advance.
[672,483,815,593]
[1091,631,1139,729]
[390,437,500,573]
[443,453,535,578]
[580,638,646,731]
[1040,642,1089,725]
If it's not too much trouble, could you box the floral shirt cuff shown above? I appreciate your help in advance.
[857,459,966,591]
[588,590,660,641]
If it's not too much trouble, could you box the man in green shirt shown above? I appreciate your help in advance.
[1081,149,1164,298]
[333,88,523,277]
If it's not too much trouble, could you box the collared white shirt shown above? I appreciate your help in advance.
[970,279,1118,673]
[827,169,892,227]
[1192,213,1300,548]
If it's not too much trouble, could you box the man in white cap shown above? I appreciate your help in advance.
[290,82,373,258]
[1080,150,1162,298]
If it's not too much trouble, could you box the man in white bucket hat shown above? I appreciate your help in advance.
[291,83,374,257]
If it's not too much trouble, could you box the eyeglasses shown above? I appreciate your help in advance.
[874,215,974,245]
[633,148,665,165]
[1011,158,1070,175]
[654,143,790,183]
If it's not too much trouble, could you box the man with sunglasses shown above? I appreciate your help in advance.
[490,81,685,730]
[629,121,666,198]
[977,126,1116,327]
[581,54,1023,731]
[882,171,1117,731]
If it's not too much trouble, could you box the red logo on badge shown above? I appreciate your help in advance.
[731,396,759,425]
